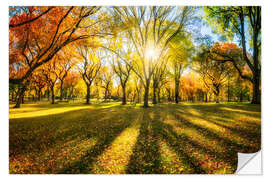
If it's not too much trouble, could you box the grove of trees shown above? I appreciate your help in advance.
[9,6,261,108]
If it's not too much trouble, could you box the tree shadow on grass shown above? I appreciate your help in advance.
[126,108,218,174]
[9,104,139,173]
[57,106,138,174]
[183,105,260,152]
[152,110,208,174]
[126,108,165,174]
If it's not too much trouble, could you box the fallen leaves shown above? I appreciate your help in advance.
[9,102,261,174]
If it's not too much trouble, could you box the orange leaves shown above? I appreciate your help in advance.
[210,42,242,60]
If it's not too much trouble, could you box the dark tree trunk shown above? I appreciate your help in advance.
[104,89,108,102]
[143,82,150,107]
[47,88,50,101]
[227,77,230,102]
[157,89,161,103]
[13,85,27,108]
[51,86,55,104]
[175,89,179,103]
[86,84,90,104]
[38,89,41,101]
[175,81,179,103]
[251,75,260,104]
[215,94,219,103]
[122,85,126,105]
[205,92,208,103]
[215,87,220,103]
[21,91,25,104]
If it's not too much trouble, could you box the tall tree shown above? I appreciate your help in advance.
[9,6,111,107]
[56,49,74,101]
[77,43,101,104]
[113,6,194,107]
[31,71,47,101]
[168,33,192,103]
[152,56,168,104]
[204,6,261,104]
[193,45,229,103]
[100,67,114,102]
[104,36,134,105]
[41,59,59,104]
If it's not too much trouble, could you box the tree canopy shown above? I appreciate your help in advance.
[9,6,261,108]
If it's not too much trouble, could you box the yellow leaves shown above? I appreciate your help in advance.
[9,102,260,174]
[92,121,141,174]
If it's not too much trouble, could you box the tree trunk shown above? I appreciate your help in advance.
[143,82,150,107]
[158,89,161,103]
[60,81,64,101]
[104,88,108,102]
[174,79,179,103]
[205,92,208,103]
[251,75,260,104]
[86,84,90,104]
[122,85,126,105]
[152,86,157,104]
[167,88,171,102]
[137,88,141,103]
[13,85,27,108]
[215,93,219,103]
[38,89,41,101]
[227,77,230,102]
[175,88,179,104]
[47,88,50,101]
[215,87,220,103]
[51,86,55,104]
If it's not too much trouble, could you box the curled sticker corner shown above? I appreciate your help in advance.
[236,150,261,174]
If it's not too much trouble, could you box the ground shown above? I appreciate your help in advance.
[9,102,261,174]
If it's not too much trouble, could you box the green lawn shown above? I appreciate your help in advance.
[9,102,261,174]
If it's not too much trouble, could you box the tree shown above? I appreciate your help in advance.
[9,6,111,107]
[111,56,133,105]
[63,71,81,99]
[168,33,192,103]
[152,56,168,104]
[56,49,74,101]
[41,59,59,104]
[100,67,114,102]
[193,45,229,103]
[106,37,134,105]
[113,6,194,107]
[204,6,261,104]
[77,43,101,104]
[31,71,47,101]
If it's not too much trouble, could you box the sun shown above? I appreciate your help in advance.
[145,47,159,60]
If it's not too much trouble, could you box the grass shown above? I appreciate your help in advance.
[9,101,261,174]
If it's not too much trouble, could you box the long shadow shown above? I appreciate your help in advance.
[57,107,138,174]
[173,105,261,152]
[174,110,254,153]
[9,107,114,156]
[126,109,164,174]
[225,103,261,113]
[160,120,238,172]
[152,110,208,174]
[9,104,136,173]
[205,116,261,147]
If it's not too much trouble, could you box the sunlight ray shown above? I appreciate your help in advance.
[91,122,141,174]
